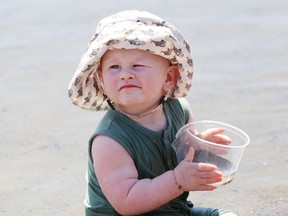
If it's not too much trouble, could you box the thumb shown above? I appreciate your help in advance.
[184,147,194,162]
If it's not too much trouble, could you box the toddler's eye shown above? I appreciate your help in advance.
[133,64,144,68]
[110,65,121,69]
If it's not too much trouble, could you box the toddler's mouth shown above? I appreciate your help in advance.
[119,84,140,91]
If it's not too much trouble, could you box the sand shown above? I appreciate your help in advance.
[1,0,287,215]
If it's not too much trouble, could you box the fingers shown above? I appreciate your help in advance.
[203,128,224,136]
[200,176,222,185]
[188,170,222,191]
[196,164,223,181]
[174,161,223,191]
[175,149,224,191]
[196,162,217,171]
[197,169,222,178]
[201,128,232,144]
[214,134,232,144]
[193,163,223,187]
[184,147,194,162]
[198,184,218,191]
[195,170,223,189]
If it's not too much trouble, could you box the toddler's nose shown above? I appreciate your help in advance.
[120,69,135,80]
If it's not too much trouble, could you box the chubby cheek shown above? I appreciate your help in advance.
[102,75,117,96]
[104,84,117,97]
[144,77,166,96]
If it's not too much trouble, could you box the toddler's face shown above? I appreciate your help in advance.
[99,49,176,111]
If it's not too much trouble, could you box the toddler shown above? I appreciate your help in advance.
[68,10,237,216]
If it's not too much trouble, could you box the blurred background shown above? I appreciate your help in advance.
[1,0,287,215]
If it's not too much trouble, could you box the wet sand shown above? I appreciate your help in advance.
[1,1,287,215]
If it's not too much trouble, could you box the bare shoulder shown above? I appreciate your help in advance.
[91,135,134,167]
[91,135,125,157]
[91,135,138,205]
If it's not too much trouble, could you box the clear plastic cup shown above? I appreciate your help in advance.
[172,120,250,186]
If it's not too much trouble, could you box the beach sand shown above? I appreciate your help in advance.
[1,0,287,215]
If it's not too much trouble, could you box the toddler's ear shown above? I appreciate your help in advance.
[96,69,105,92]
[163,65,179,91]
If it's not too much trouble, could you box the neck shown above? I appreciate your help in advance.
[109,101,167,131]
[114,102,163,119]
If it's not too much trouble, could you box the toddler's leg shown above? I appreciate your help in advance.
[189,206,237,216]
[219,212,238,216]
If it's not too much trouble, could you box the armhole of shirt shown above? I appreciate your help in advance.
[177,98,191,124]
[88,130,135,164]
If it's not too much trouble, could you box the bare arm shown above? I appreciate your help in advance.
[92,135,182,215]
[92,135,222,215]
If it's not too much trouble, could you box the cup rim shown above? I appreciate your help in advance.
[176,120,250,149]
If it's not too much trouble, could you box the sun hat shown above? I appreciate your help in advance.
[68,10,193,111]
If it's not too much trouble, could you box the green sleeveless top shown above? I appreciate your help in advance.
[85,98,191,216]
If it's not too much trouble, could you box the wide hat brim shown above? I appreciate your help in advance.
[68,10,193,111]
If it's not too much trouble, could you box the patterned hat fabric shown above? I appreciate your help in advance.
[68,10,193,111]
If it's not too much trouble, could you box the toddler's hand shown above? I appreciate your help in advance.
[198,128,231,145]
[174,147,223,191]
